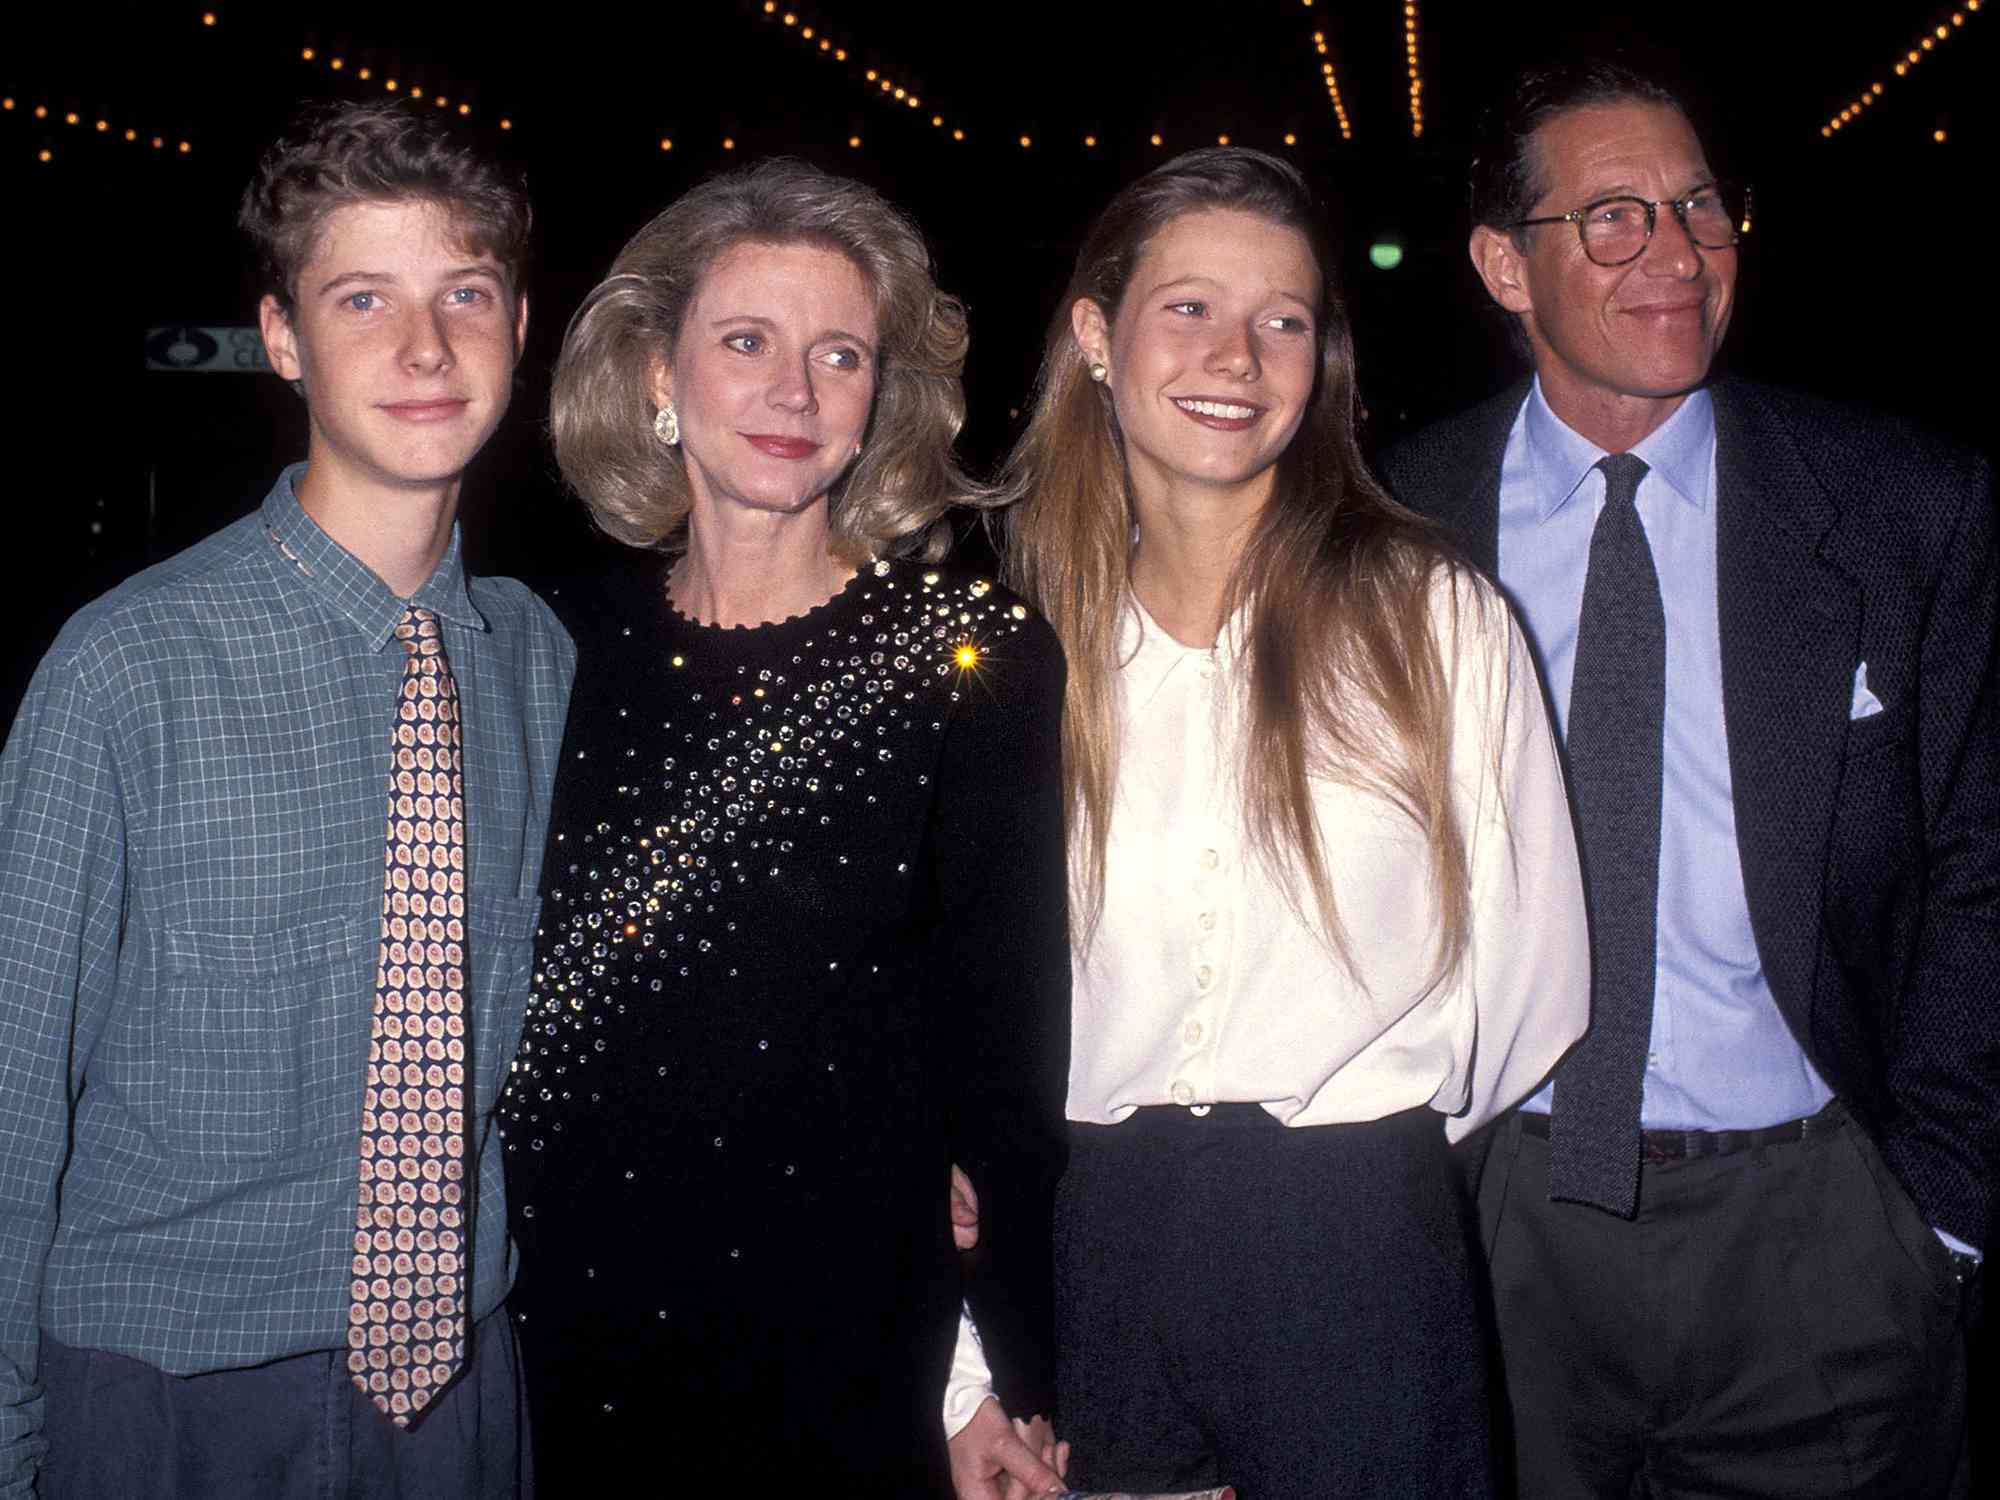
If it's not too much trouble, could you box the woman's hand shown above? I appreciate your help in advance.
[1006,1413,1070,1498]
[946,1396,1068,1499]
[951,1164,981,1250]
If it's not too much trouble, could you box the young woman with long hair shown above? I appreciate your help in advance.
[994,147,1590,1497]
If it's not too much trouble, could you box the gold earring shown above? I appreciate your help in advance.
[653,403,680,447]
[1088,362,1108,383]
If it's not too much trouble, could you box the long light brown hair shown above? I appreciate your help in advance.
[1002,148,1472,986]
[552,158,990,561]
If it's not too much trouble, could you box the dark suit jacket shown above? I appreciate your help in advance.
[1382,376,2000,1248]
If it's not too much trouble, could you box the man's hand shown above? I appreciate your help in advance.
[951,1163,981,1251]
[1006,1413,1070,1499]
[947,1396,1067,1500]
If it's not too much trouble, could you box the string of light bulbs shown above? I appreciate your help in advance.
[101,5,1403,169]
[6,7,216,163]
[1403,2,1425,138]
[3,96,194,164]
[1069,127,1302,152]
[1821,1,1980,138]
[1307,22,1353,140]
[294,45,510,130]
[757,2,960,145]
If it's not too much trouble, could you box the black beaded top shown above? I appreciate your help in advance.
[498,556,1069,1483]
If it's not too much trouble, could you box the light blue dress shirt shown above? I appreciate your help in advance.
[1499,382,1835,1132]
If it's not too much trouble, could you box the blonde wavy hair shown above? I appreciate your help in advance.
[552,158,991,560]
[1003,148,1473,987]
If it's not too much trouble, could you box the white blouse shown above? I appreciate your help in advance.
[944,568,1588,1433]
[1069,569,1588,1135]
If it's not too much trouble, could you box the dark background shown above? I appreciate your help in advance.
[2,0,1994,1450]
[4,0,1992,722]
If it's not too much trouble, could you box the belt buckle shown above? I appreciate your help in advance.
[1640,1133,1684,1165]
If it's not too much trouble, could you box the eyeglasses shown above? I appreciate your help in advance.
[1513,182,1744,267]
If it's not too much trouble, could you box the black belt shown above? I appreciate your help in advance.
[1518,1100,1842,1165]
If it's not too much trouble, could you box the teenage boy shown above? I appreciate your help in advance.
[0,99,571,1498]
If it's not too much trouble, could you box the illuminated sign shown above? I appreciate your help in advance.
[145,326,272,374]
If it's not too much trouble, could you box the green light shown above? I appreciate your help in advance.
[1369,239,1405,271]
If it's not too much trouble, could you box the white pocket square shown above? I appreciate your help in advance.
[1851,661,1884,720]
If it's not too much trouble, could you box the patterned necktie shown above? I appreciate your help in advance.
[1548,453,1664,1218]
[348,605,470,1425]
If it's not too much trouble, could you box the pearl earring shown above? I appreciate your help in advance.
[1088,362,1108,383]
[653,403,680,447]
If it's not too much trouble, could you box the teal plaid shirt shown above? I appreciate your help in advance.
[0,467,573,1495]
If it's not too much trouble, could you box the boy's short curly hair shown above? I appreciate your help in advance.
[238,98,530,314]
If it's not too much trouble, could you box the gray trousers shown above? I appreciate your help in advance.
[40,1308,528,1500]
[1478,1103,1967,1499]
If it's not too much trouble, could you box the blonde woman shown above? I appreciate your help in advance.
[499,161,1067,1496]
[995,148,1589,1496]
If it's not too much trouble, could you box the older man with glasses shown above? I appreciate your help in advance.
[1385,55,1995,1500]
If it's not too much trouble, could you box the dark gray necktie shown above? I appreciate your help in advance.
[1548,452,1662,1217]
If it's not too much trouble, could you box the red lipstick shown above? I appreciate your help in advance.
[743,434,821,459]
